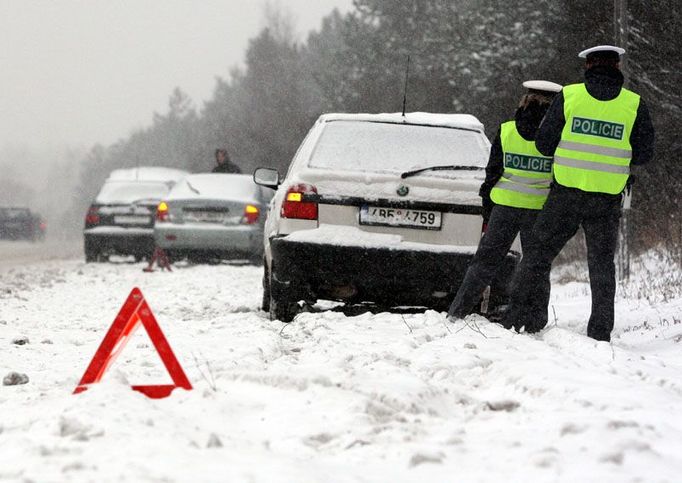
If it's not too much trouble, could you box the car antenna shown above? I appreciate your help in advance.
[401,55,410,118]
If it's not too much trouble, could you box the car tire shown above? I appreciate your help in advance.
[188,253,209,264]
[261,263,270,312]
[267,265,299,322]
[84,240,100,263]
[270,294,298,323]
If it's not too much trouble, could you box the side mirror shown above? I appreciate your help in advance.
[253,167,280,189]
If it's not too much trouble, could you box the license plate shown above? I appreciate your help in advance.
[185,211,226,223]
[359,205,442,230]
[114,215,150,225]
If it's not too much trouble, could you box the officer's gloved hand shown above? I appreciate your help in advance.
[481,196,494,224]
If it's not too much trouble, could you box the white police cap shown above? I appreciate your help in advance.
[522,80,562,93]
[578,45,626,58]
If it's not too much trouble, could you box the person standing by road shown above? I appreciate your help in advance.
[211,148,242,173]
[501,45,655,341]
[448,80,562,321]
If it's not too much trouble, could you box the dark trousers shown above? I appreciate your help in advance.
[448,205,545,319]
[502,184,621,341]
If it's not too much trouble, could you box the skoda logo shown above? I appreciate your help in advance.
[397,185,409,197]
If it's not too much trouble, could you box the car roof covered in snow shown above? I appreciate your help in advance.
[106,167,190,183]
[318,112,485,132]
[167,173,260,202]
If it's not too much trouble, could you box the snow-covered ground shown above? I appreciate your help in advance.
[1,248,681,482]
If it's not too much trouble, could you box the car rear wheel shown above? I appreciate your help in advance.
[266,264,299,322]
[261,263,270,312]
[84,240,101,263]
[270,294,298,323]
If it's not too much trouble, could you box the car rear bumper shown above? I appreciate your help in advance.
[270,237,518,308]
[84,227,154,256]
[155,223,262,255]
[0,225,34,240]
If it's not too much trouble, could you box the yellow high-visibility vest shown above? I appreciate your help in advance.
[490,121,553,210]
[554,83,640,194]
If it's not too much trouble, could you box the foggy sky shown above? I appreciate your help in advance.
[0,0,352,151]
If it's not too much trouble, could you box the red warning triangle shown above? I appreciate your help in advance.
[73,287,192,399]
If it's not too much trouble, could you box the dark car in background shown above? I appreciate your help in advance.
[83,167,188,262]
[0,207,46,241]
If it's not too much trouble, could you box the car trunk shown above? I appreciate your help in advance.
[97,203,157,228]
[167,198,252,225]
[301,171,485,247]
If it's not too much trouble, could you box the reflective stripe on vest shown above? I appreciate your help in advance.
[554,155,630,174]
[557,140,631,159]
[490,121,552,210]
[502,173,553,185]
[498,176,550,196]
[554,83,640,194]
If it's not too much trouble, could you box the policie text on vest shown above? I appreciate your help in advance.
[571,117,625,141]
[504,153,552,173]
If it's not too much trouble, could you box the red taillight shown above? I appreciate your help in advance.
[244,204,260,224]
[156,201,169,222]
[85,206,100,225]
[281,184,318,220]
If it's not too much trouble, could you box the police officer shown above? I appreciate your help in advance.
[448,80,562,321]
[501,45,655,341]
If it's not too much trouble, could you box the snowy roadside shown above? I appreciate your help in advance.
[0,258,681,482]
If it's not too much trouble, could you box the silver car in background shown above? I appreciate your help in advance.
[154,173,270,263]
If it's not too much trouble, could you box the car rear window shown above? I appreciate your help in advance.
[167,174,260,201]
[107,167,189,183]
[95,181,170,204]
[308,121,488,174]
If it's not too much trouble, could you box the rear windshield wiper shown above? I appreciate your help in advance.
[186,180,201,195]
[130,198,161,205]
[400,165,484,179]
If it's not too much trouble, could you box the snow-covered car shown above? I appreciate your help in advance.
[254,112,520,321]
[83,167,189,262]
[154,173,271,263]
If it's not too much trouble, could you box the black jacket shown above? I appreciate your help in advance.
[479,103,547,203]
[212,161,242,174]
[535,66,655,166]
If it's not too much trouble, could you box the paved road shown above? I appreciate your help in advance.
[0,238,82,269]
